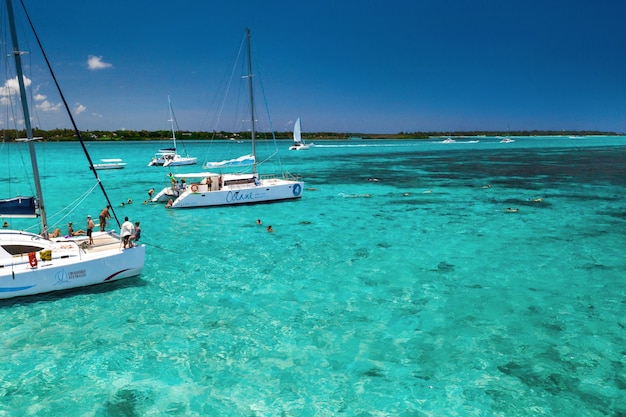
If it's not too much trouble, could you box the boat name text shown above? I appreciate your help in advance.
[226,191,258,203]
[54,269,87,286]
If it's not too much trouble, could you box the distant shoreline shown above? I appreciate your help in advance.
[3,129,623,142]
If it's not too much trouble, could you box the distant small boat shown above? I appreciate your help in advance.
[500,137,515,143]
[289,117,313,150]
[441,137,456,143]
[92,158,127,170]
[148,96,197,167]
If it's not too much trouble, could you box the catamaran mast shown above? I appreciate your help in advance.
[6,0,49,238]
[245,28,257,175]
[168,95,177,151]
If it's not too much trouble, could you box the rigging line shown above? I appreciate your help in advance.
[1,47,32,195]
[168,99,188,154]
[16,23,45,136]
[201,34,247,159]
[257,150,278,165]
[209,33,246,144]
[45,181,100,227]
[4,2,43,202]
[222,34,246,132]
[137,240,177,254]
[17,0,121,230]
[249,46,285,171]
[9,104,34,197]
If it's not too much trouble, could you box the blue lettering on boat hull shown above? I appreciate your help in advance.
[226,191,257,203]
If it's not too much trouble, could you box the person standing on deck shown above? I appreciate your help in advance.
[99,205,111,231]
[120,216,134,248]
[86,215,95,245]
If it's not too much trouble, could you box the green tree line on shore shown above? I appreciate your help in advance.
[1,128,620,142]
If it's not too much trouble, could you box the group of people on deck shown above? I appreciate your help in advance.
[49,214,96,244]
[46,205,141,248]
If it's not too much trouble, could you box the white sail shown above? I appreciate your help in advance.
[294,117,302,144]
[289,116,311,150]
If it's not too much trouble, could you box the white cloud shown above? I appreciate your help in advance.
[74,104,87,114]
[87,55,113,70]
[32,93,62,112]
[0,76,32,96]
[36,100,62,112]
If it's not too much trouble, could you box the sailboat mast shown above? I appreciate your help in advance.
[245,28,257,174]
[168,95,177,150]
[6,0,49,238]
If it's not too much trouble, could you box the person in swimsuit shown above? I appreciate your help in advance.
[86,215,95,245]
[99,205,111,231]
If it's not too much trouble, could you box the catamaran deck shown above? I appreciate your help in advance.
[58,232,129,253]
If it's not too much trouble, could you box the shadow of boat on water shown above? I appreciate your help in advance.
[0,276,147,308]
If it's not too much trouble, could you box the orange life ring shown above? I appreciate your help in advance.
[191,184,199,192]
[28,252,38,268]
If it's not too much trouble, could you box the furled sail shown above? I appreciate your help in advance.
[203,154,255,169]
[0,196,38,218]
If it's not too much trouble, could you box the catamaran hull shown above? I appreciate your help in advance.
[151,187,180,203]
[163,157,198,167]
[92,163,127,170]
[289,144,310,150]
[153,180,303,208]
[0,246,145,299]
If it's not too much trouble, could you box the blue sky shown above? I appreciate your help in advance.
[4,0,626,134]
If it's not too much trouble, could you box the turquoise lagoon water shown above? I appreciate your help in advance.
[0,136,625,416]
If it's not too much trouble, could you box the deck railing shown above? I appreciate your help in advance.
[259,171,302,181]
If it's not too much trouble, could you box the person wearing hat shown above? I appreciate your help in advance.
[67,221,86,237]
[86,215,95,245]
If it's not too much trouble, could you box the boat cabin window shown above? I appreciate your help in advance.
[2,244,46,256]
[224,178,256,186]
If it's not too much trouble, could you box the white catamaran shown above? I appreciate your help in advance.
[92,158,127,170]
[0,0,145,299]
[148,96,197,167]
[151,29,303,208]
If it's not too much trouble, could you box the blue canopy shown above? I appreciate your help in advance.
[0,196,38,218]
